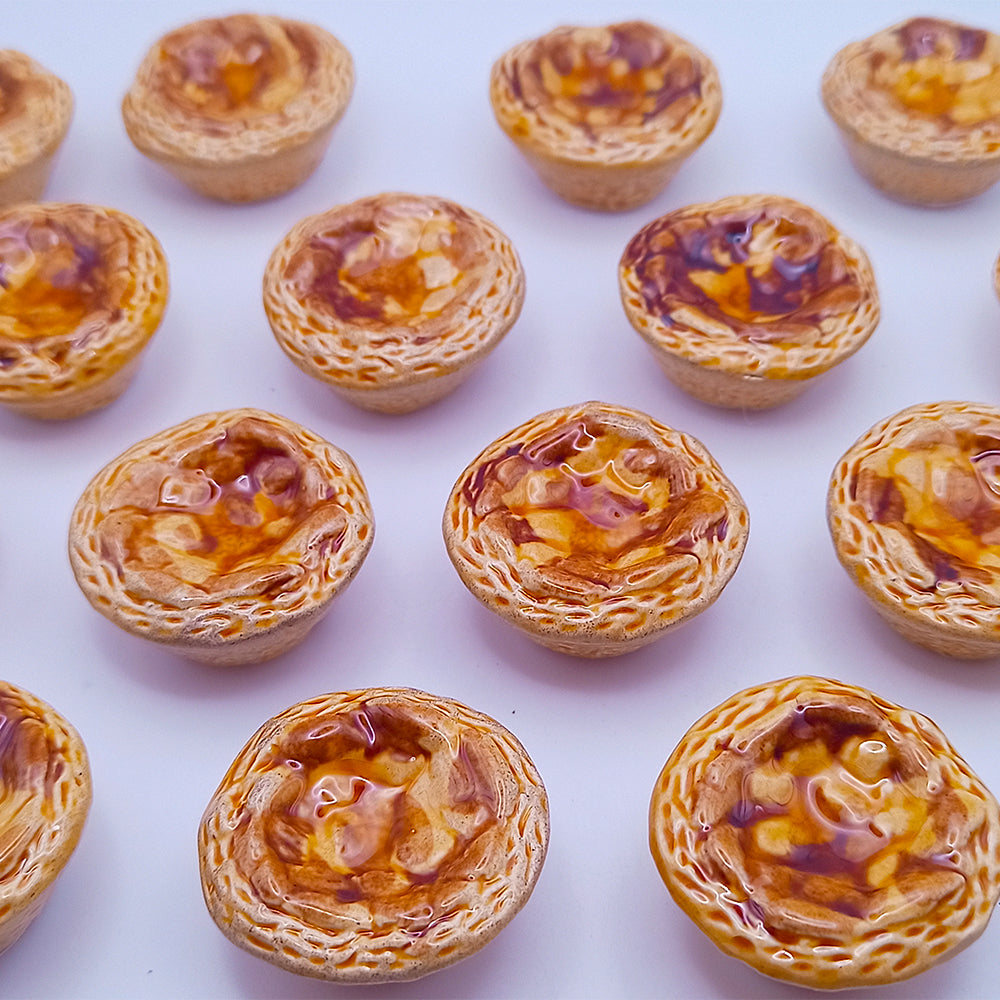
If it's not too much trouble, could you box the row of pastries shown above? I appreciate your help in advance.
[3,8,1000,994]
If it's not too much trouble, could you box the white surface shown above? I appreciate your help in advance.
[3,1,1000,997]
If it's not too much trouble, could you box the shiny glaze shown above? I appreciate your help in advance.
[852,427,1000,588]
[243,701,500,917]
[462,417,729,592]
[623,204,859,340]
[286,198,475,328]
[508,21,703,130]
[871,18,1000,125]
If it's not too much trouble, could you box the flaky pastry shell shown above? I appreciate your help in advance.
[822,17,1000,205]
[198,686,549,983]
[649,675,1000,990]
[619,194,880,409]
[489,20,721,211]
[0,51,72,207]
[0,680,91,954]
[68,408,374,665]
[443,400,748,657]
[122,14,354,202]
[263,193,524,414]
[0,202,167,419]
[828,400,1000,659]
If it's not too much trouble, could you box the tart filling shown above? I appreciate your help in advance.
[0,203,167,413]
[619,195,879,381]
[68,408,373,662]
[443,401,747,655]
[649,675,1000,989]
[199,687,548,982]
[0,681,91,953]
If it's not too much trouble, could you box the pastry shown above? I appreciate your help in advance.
[68,408,374,665]
[0,680,91,953]
[198,686,549,982]
[0,51,73,206]
[822,17,1000,205]
[619,194,880,409]
[122,14,354,202]
[649,675,1000,989]
[263,193,524,413]
[442,400,748,657]
[828,400,1000,658]
[489,20,721,211]
[0,202,167,419]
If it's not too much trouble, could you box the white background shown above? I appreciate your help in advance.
[4,1,1000,997]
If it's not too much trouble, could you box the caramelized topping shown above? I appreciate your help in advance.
[852,427,1000,589]
[93,416,348,599]
[461,416,729,594]
[507,21,703,131]
[623,202,861,341]
[284,197,481,328]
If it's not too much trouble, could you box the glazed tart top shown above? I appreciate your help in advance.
[650,675,1000,989]
[445,401,747,622]
[122,14,354,161]
[199,687,548,981]
[69,408,373,638]
[0,50,72,179]
[822,17,1000,160]
[619,194,879,379]
[829,400,1000,617]
[490,20,721,165]
[265,193,524,382]
[0,202,166,399]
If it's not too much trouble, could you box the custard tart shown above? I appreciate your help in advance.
[122,14,354,202]
[619,194,879,409]
[443,400,748,657]
[199,686,549,983]
[68,408,374,665]
[0,51,73,207]
[264,193,524,413]
[828,400,1000,659]
[0,680,91,954]
[649,675,1000,990]
[0,202,168,419]
[489,20,721,211]
[822,17,1000,205]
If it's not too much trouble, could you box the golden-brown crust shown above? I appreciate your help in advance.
[198,687,549,982]
[263,193,524,413]
[0,202,167,419]
[442,400,748,657]
[68,408,374,665]
[0,51,73,206]
[619,194,879,408]
[828,400,1000,658]
[649,675,1000,990]
[0,680,91,954]
[122,14,354,201]
[822,18,1000,204]
[489,21,721,210]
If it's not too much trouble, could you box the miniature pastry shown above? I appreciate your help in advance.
[0,202,168,419]
[822,17,1000,205]
[443,400,748,657]
[264,193,524,413]
[122,14,354,202]
[619,194,879,409]
[199,686,549,982]
[489,20,721,211]
[0,680,91,954]
[0,51,73,206]
[828,400,1000,658]
[649,675,1000,989]
[68,408,374,665]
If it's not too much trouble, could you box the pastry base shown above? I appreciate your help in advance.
[330,364,482,415]
[0,151,60,207]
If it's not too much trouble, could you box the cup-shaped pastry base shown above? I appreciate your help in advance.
[0,151,60,208]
